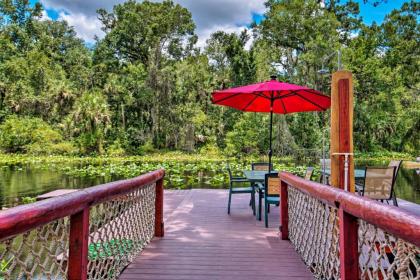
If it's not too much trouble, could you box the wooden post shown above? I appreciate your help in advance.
[155,178,164,237]
[339,207,359,279]
[280,180,289,240]
[330,71,355,192]
[68,208,89,280]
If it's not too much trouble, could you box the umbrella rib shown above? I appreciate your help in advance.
[295,92,327,110]
[274,92,295,99]
[241,94,260,111]
[300,89,330,98]
[213,92,269,104]
[280,98,288,114]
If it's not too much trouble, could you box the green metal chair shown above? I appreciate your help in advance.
[227,163,255,215]
[259,172,280,228]
[252,162,273,220]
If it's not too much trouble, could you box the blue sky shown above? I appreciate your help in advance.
[33,0,410,45]
[355,0,408,25]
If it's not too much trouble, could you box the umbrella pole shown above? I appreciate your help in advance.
[268,100,274,173]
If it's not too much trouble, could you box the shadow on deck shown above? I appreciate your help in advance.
[119,189,313,280]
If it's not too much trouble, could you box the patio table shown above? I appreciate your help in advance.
[243,170,277,183]
[321,168,366,179]
[321,168,368,193]
[243,170,278,221]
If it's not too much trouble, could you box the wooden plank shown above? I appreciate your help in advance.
[330,71,355,192]
[280,179,289,240]
[339,208,359,280]
[36,189,79,200]
[120,189,313,279]
[338,79,350,189]
[155,177,164,237]
[68,208,89,280]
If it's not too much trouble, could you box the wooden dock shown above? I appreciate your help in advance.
[119,189,313,280]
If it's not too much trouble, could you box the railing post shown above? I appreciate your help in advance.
[280,179,289,240]
[68,207,89,280]
[155,177,164,237]
[339,207,359,280]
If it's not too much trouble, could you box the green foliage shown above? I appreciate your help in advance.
[106,140,126,156]
[21,196,36,204]
[138,140,155,155]
[70,90,111,154]
[88,239,135,261]
[0,0,418,157]
[0,116,71,154]
[225,113,268,156]
[27,141,77,156]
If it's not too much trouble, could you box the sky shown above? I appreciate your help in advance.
[33,0,409,47]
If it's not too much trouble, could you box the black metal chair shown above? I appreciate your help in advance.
[304,167,314,181]
[357,166,398,206]
[227,163,255,214]
[319,158,330,185]
[388,160,402,206]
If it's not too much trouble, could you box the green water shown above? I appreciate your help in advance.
[0,161,419,208]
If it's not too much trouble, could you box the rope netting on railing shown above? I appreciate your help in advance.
[0,218,70,279]
[0,170,164,280]
[358,221,420,280]
[286,178,420,280]
[288,186,340,279]
[88,183,156,279]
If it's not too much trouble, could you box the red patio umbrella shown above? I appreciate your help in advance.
[212,76,331,171]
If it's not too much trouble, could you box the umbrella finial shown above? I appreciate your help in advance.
[270,75,277,81]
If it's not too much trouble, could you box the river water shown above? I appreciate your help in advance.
[0,161,419,208]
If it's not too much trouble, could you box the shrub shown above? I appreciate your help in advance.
[107,140,126,156]
[27,141,78,155]
[0,116,74,154]
[138,140,155,155]
[199,142,223,157]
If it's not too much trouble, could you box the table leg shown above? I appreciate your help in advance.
[252,184,256,216]
[258,188,262,221]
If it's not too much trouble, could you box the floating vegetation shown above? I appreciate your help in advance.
[0,152,413,192]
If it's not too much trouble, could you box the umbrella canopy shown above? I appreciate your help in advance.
[212,77,330,113]
[212,76,331,171]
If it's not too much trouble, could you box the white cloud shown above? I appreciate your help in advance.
[40,10,51,21]
[40,0,266,47]
[196,24,253,50]
[57,12,104,43]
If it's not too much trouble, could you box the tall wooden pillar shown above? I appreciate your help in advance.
[330,71,355,192]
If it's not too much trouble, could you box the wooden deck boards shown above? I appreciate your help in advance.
[119,189,313,280]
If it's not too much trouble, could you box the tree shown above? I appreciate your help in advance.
[96,0,195,66]
[70,90,111,154]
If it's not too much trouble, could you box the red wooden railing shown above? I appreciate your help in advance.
[279,171,420,280]
[0,169,165,280]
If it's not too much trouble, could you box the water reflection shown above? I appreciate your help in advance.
[0,162,419,208]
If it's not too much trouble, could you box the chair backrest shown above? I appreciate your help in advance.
[304,167,314,181]
[252,162,272,171]
[388,160,402,182]
[319,158,331,170]
[265,172,280,196]
[363,166,396,200]
[226,163,233,180]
